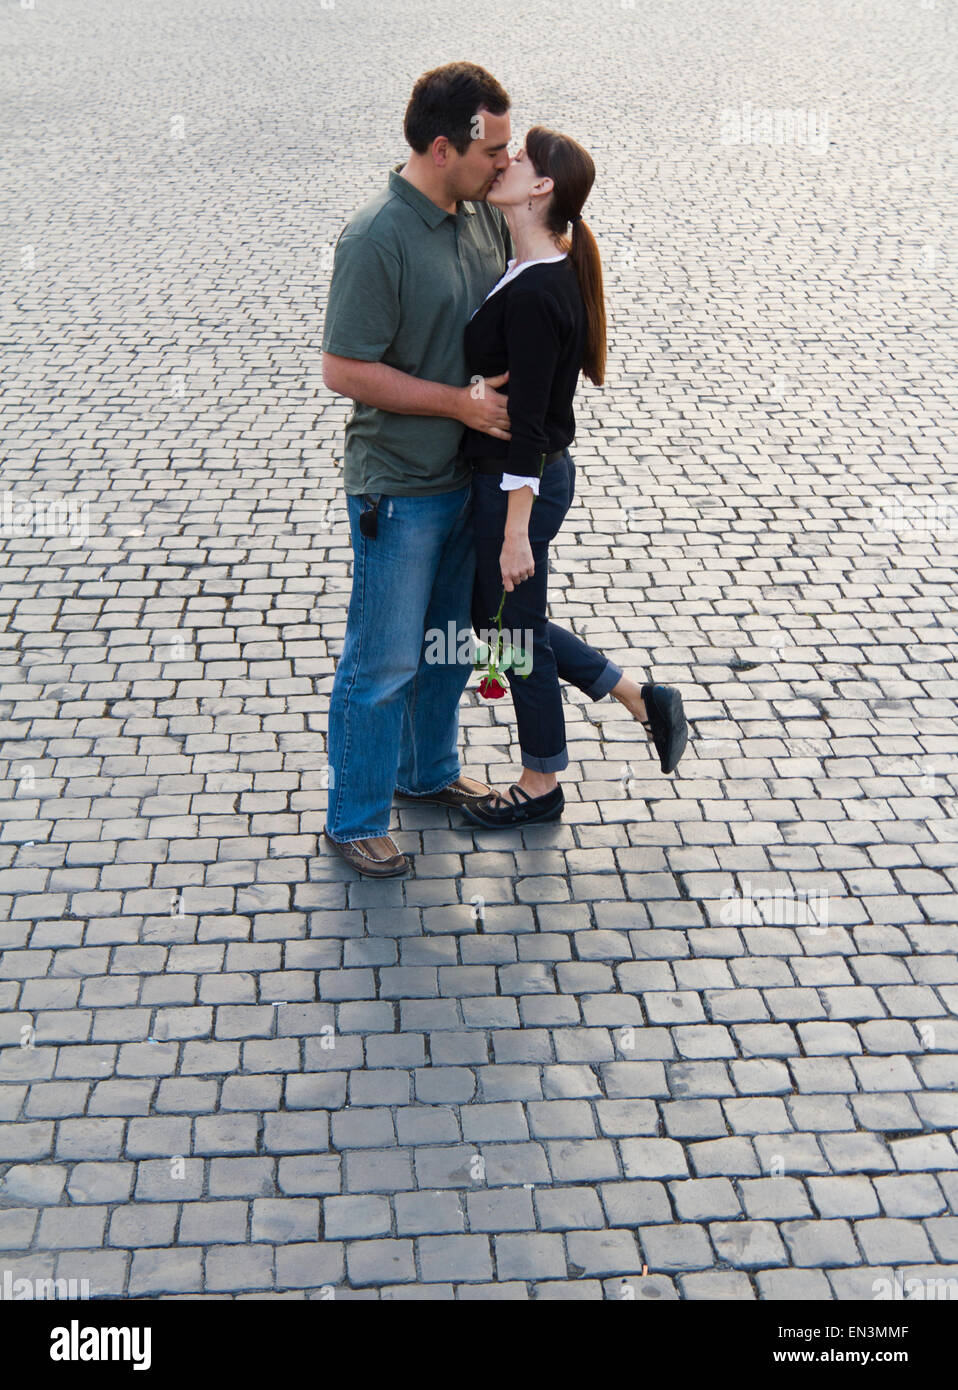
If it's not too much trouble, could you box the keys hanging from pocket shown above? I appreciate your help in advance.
[359,496,379,539]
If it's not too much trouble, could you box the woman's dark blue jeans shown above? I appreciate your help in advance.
[471,450,623,773]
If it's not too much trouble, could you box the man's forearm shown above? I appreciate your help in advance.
[323,354,463,422]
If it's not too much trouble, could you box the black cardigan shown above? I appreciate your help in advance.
[461,257,586,476]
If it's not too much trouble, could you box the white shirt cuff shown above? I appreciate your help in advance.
[500,472,540,496]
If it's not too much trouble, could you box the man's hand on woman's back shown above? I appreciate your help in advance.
[457,371,511,440]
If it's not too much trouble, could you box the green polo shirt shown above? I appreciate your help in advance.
[322,164,513,496]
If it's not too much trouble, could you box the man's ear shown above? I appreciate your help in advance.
[431,135,451,168]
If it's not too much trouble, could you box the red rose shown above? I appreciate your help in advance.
[478,676,506,699]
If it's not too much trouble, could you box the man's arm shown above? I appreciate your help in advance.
[322,354,511,439]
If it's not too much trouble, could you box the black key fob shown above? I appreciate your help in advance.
[359,496,379,539]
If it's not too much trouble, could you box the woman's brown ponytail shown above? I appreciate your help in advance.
[526,126,606,387]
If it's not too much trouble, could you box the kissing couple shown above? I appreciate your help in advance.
[321,60,687,878]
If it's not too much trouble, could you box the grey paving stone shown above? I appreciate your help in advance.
[395,1107,461,1146]
[688,1138,760,1178]
[0,1209,39,1249]
[206,1243,274,1292]
[347,1238,417,1286]
[541,1065,602,1099]
[414,1145,483,1190]
[599,1180,672,1226]
[595,1100,659,1137]
[667,1061,735,1098]
[548,1138,620,1183]
[55,1249,128,1298]
[534,1186,606,1231]
[787,1095,856,1132]
[808,1176,881,1219]
[135,1159,205,1202]
[415,1068,477,1104]
[637,1223,714,1273]
[619,1138,689,1180]
[456,1281,530,1300]
[344,1150,415,1194]
[531,1279,602,1299]
[710,1220,788,1269]
[740,1178,813,1221]
[275,1242,345,1290]
[251,1198,320,1243]
[331,1108,396,1149]
[0,1121,54,1161]
[820,1133,896,1174]
[394,1191,465,1237]
[322,1195,391,1240]
[108,1204,178,1249]
[527,1100,596,1139]
[661,1099,727,1139]
[129,1249,203,1296]
[264,1112,330,1154]
[874,1175,947,1219]
[780,1219,862,1267]
[209,1158,276,1198]
[889,1134,957,1171]
[603,1274,680,1301]
[924,1219,958,1262]
[849,1092,922,1133]
[670,1178,741,1222]
[466,1189,535,1232]
[0,1162,67,1205]
[494,1233,566,1281]
[854,1218,934,1264]
[680,1271,755,1300]
[277,1155,341,1196]
[66,1162,135,1204]
[730,1059,792,1095]
[481,1142,552,1187]
[826,1267,895,1300]
[566,1229,642,1276]
[419,1234,494,1283]
[461,1101,529,1143]
[755,1269,833,1300]
[178,1201,249,1245]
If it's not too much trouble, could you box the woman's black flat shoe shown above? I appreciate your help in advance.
[640,683,688,775]
[460,783,564,829]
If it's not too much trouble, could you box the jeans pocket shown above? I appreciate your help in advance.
[529,472,570,546]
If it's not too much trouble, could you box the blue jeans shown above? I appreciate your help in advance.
[471,451,623,773]
[325,485,474,843]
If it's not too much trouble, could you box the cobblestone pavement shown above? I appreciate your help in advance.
[2,0,957,1300]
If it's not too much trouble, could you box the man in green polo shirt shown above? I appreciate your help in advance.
[321,61,514,877]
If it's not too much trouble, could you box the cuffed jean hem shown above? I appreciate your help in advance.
[585,658,624,700]
[324,825,392,845]
[394,772,461,797]
[520,747,570,773]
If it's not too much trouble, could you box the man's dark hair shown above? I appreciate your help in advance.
[404,61,510,156]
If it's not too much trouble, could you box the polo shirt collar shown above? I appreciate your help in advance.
[389,163,477,225]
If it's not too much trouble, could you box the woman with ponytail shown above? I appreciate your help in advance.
[460,126,687,828]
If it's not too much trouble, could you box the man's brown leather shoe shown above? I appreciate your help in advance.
[322,829,410,877]
[394,775,491,810]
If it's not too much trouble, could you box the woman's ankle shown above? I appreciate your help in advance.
[611,676,647,721]
[517,771,559,797]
